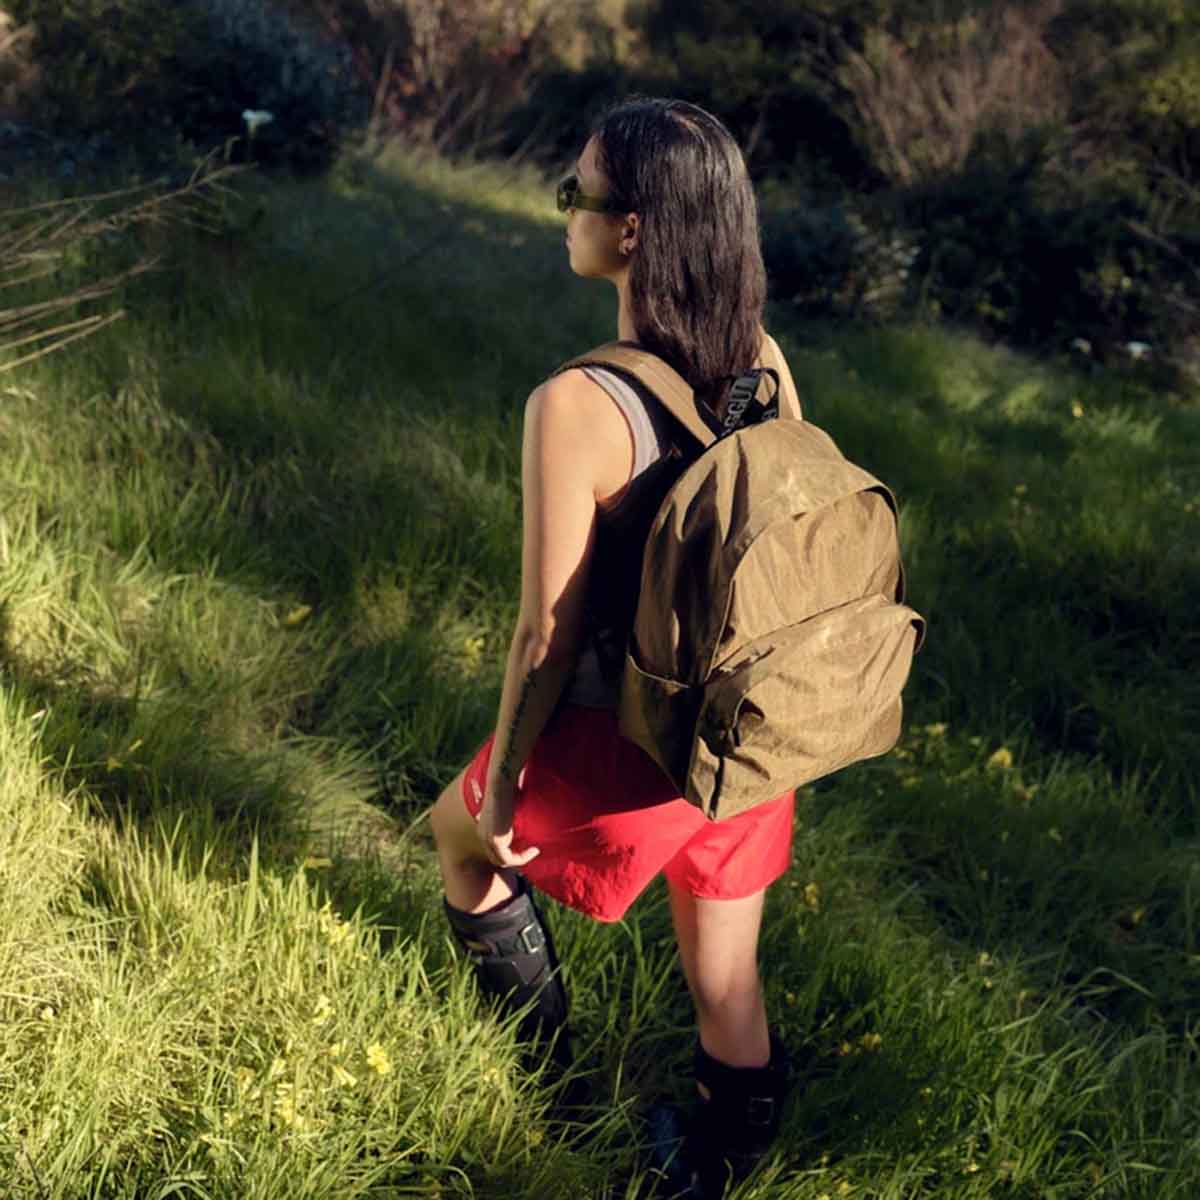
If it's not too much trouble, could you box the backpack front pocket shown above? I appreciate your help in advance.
[688,595,923,819]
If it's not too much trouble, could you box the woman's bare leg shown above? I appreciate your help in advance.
[667,882,771,1083]
[430,771,516,914]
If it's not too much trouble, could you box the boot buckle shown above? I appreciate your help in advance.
[745,1096,775,1127]
[516,921,545,955]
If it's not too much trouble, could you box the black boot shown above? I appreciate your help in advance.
[654,1034,791,1198]
[443,875,569,1058]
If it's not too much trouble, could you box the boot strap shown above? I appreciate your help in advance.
[461,919,546,962]
[694,1034,791,1131]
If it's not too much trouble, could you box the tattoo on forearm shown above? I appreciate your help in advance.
[496,668,537,783]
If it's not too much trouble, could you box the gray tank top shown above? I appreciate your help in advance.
[565,366,675,707]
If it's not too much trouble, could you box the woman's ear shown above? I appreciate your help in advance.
[619,212,640,257]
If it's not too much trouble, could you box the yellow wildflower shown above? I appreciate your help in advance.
[802,882,821,913]
[924,722,948,737]
[318,906,353,946]
[274,1082,298,1126]
[859,1032,882,1052]
[365,1043,393,1076]
[331,1065,357,1089]
[462,634,486,668]
[311,994,334,1026]
[987,747,1014,770]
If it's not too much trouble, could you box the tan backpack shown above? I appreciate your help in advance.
[558,334,926,821]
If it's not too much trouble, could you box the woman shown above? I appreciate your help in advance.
[428,97,798,1195]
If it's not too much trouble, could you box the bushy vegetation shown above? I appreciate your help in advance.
[0,144,1196,1197]
[3,0,367,169]
[630,0,1200,375]
[0,4,1197,1193]
[4,0,1198,372]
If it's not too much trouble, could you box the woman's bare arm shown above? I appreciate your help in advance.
[474,368,632,867]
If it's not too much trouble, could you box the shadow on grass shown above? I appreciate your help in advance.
[113,162,1199,805]
[77,156,1200,978]
[8,155,1198,1184]
[0,644,306,870]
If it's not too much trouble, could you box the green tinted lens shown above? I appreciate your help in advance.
[556,175,578,213]
[557,174,612,213]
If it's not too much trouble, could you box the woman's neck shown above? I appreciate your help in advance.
[615,272,637,343]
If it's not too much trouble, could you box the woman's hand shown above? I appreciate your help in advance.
[470,777,541,869]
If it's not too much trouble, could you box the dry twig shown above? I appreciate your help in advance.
[1,153,243,372]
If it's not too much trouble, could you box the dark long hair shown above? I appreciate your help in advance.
[592,97,766,406]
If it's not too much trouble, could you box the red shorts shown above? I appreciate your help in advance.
[461,705,794,923]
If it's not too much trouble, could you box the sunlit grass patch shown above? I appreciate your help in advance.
[0,152,1195,1197]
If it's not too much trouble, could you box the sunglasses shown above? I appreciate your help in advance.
[556,174,619,214]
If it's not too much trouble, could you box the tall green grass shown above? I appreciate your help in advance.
[0,144,1196,1197]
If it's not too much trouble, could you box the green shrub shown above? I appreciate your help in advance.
[626,0,879,182]
[0,11,39,120]
[176,0,368,170]
[4,0,198,134]
[1052,0,1200,189]
[497,61,646,167]
[294,0,597,157]
[6,0,368,169]
[761,199,919,320]
[904,148,1200,374]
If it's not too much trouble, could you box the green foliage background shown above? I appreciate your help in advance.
[0,5,1198,1193]
[0,140,1196,1196]
[4,0,368,168]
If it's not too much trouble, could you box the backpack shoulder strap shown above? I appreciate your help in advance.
[757,332,802,421]
[554,331,802,445]
[554,341,717,449]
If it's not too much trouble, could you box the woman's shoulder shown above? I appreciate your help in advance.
[525,368,634,501]
[529,364,626,421]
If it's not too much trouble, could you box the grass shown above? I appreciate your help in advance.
[0,142,1197,1197]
